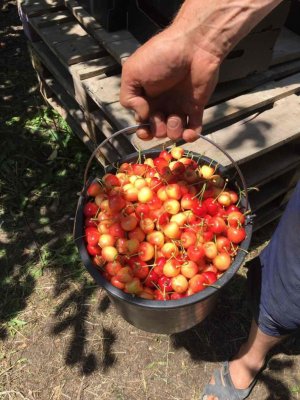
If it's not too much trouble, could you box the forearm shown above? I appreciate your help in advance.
[171,0,284,61]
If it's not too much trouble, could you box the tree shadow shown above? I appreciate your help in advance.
[1,2,118,376]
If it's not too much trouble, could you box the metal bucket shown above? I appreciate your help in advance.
[74,125,253,334]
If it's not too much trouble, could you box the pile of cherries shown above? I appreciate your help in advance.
[83,146,246,301]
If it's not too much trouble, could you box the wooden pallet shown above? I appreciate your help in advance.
[20,0,300,231]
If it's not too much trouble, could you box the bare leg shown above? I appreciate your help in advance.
[204,319,287,400]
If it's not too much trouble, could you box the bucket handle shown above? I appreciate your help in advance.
[82,124,250,212]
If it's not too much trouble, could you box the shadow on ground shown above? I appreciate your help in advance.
[171,258,300,399]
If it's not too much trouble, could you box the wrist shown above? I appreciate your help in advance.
[170,0,285,62]
[169,18,227,63]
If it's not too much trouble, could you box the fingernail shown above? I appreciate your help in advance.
[167,117,180,129]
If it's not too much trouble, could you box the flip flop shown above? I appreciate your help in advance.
[201,360,267,400]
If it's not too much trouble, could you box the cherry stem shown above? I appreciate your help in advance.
[203,283,221,289]
[213,179,229,203]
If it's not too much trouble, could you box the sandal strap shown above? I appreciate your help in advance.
[222,362,253,399]
[202,362,258,400]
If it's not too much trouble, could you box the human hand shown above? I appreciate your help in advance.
[120,26,220,142]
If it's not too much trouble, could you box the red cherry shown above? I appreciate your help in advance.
[149,177,163,192]
[135,204,150,219]
[87,182,103,197]
[108,194,126,213]
[209,216,227,234]
[192,200,207,217]
[226,205,240,214]
[170,292,186,300]
[131,260,149,280]
[189,274,208,293]
[148,195,163,210]
[204,198,219,216]
[154,290,170,301]
[159,150,172,162]
[187,244,205,262]
[103,173,121,188]
[227,227,246,244]
[144,270,159,288]
[84,218,97,228]
[83,202,99,218]
[153,157,169,172]
[157,276,173,292]
[153,257,167,276]
[85,229,100,246]
[132,163,148,176]
[108,222,126,238]
[202,271,218,285]
[86,244,102,256]
[171,161,185,176]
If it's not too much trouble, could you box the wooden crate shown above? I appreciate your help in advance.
[20,0,300,231]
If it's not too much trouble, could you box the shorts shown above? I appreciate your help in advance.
[247,181,300,337]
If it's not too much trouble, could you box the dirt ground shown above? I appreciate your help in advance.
[1,2,300,400]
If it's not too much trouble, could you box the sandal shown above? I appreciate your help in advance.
[201,360,267,400]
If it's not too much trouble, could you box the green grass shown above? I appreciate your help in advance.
[0,102,94,338]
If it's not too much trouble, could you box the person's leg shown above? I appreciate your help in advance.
[202,181,300,399]
[203,320,286,400]
[229,319,286,390]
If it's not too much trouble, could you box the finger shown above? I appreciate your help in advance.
[136,127,153,141]
[120,75,150,122]
[166,114,185,141]
[182,110,204,142]
[150,112,167,138]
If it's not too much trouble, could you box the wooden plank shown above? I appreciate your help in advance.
[84,69,300,115]
[29,16,106,67]
[64,0,102,31]
[53,36,105,66]
[211,58,300,105]
[29,41,75,97]
[83,75,121,105]
[253,205,282,232]
[63,0,139,63]
[30,19,88,45]
[272,28,300,66]
[29,10,73,27]
[69,56,118,80]
[93,29,134,46]
[240,140,300,187]
[43,77,120,163]
[181,95,300,166]
[89,110,136,158]
[249,166,300,211]
[107,38,140,65]
[203,72,300,131]
[105,102,136,129]
[253,189,295,232]
[21,0,64,17]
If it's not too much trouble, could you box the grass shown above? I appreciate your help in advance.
[0,103,93,338]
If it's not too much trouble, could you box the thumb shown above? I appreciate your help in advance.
[182,108,204,142]
[120,79,150,122]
